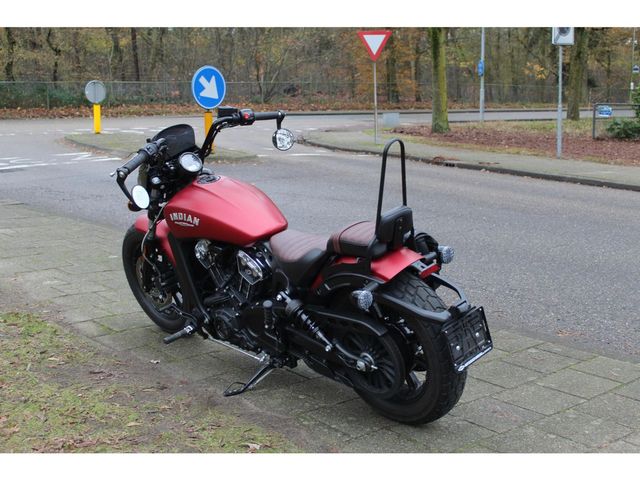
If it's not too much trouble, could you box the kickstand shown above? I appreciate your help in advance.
[223,361,275,397]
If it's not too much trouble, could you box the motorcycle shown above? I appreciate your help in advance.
[112,106,492,425]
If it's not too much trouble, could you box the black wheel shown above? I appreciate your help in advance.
[122,225,184,333]
[341,330,406,400]
[357,271,467,425]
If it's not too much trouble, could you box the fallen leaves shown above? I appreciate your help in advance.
[392,123,640,166]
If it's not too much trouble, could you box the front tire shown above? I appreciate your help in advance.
[357,271,467,425]
[122,225,185,333]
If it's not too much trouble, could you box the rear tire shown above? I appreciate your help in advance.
[357,271,467,425]
[122,226,184,333]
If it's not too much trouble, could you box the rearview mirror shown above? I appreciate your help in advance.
[131,185,150,209]
[272,128,295,151]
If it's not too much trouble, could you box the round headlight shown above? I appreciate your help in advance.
[179,152,203,173]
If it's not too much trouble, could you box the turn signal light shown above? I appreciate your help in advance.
[438,245,455,264]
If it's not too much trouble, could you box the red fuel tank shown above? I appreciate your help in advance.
[164,175,287,245]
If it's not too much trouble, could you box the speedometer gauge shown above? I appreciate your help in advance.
[178,152,203,173]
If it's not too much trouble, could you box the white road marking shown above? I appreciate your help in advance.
[119,130,146,134]
[289,153,326,157]
[53,152,91,157]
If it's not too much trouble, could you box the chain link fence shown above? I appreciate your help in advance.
[0,80,635,110]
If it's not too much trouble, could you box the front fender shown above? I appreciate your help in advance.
[134,215,176,266]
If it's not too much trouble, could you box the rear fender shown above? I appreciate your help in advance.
[134,215,176,265]
[313,247,422,295]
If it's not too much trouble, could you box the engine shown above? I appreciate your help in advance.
[194,239,272,350]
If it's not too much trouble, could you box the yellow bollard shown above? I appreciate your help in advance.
[204,110,215,153]
[93,104,101,134]
[204,110,213,135]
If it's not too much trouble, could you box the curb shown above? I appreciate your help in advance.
[300,136,640,194]
[286,107,594,117]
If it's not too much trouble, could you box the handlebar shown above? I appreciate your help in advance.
[200,108,286,159]
[116,138,166,178]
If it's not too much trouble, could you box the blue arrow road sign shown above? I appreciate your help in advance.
[477,60,485,77]
[191,65,226,110]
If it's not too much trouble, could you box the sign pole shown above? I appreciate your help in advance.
[93,104,101,134]
[84,80,106,135]
[373,61,379,144]
[480,27,486,122]
[557,45,563,158]
[204,109,213,135]
[357,30,392,146]
[631,27,637,102]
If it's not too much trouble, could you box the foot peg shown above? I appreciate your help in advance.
[163,323,196,344]
[223,360,275,397]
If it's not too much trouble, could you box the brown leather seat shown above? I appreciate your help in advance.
[327,221,386,258]
[270,229,330,285]
[270,213,407,285]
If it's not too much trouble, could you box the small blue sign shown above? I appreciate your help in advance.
[477,60,485,77]
[633,64,640,74]
[596,105,613,118]
[191,65,226,110]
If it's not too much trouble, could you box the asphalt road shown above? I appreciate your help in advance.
[1,112,639,362]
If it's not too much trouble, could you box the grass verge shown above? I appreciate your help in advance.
[0,311,297,453]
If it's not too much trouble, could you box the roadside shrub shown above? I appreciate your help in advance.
[606,118,640,139]
[605,89,640,139]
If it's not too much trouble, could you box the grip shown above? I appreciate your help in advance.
[120,151,148,175]
[254,110,285,122]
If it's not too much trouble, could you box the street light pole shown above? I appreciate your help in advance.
[631,27,637,102]
[557,45,563,158]
[480,27,486,122]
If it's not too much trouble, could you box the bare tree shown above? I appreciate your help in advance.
[106,28,125,81]
[567,28,590,121]
[430,28,449,133]
[130,28,141,82]
[4,28,16,81]
[45,29,62,83]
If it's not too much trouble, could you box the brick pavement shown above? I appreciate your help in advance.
[1,199,638,452]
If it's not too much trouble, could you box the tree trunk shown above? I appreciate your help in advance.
[4,28,16,81]
[45,29,62,83]
[430,28,449,133]
[605,49,612,102]
[130,28,141,82]
[150,28,166,79]
[71,29,83,80]
[414,34,424,102]
[567,27,589,121]
[107,28,125,81]
[386,33,400,103]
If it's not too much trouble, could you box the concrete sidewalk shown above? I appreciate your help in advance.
[302,130,640,192]
[1,200,639,452]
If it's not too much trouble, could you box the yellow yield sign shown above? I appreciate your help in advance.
[84,80,107,134]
